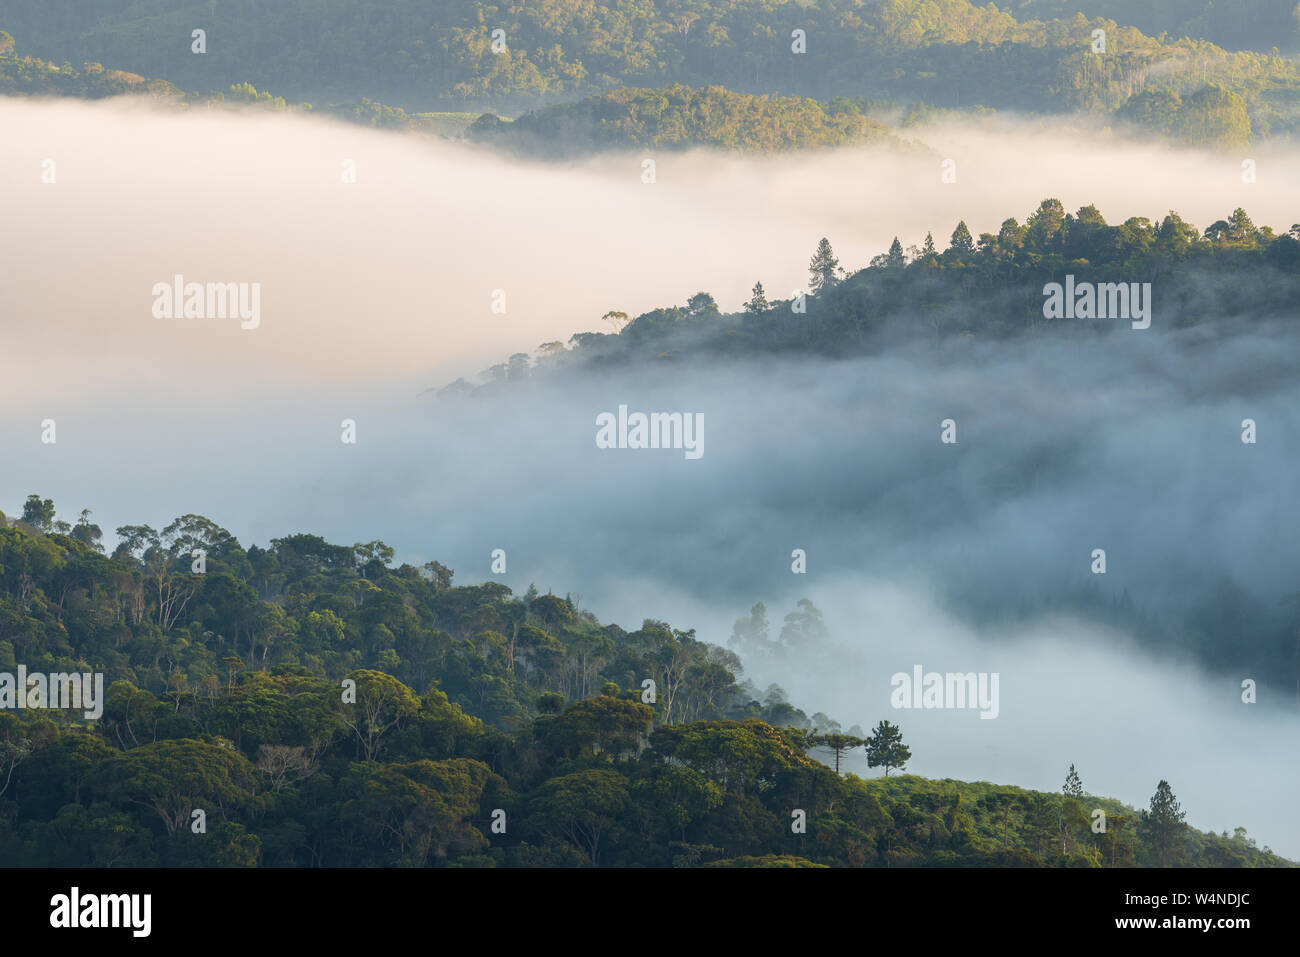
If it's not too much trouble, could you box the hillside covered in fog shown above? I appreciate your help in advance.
[2,0,1298,871]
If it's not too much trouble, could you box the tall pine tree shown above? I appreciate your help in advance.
[1063,764,1084,798]
[950,220,975,254]
[1141,779,1187,866]
[885,237,906,268]
[808,237,842,294]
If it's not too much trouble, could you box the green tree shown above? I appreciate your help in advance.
[99,738,257,835]
[339,758,494,865]
[541,695,653,758]
[744,281,769,316]
[422,560,453,590]
[686,292,719,316]
[1156,211,1201,253]
[808,237,842,294]
[812,732,864,775]
[634,764,723,841]
[1107,812,1135,868]
[530,593,572,629]
[1172,84,1251,149]
[1025,198,1066,250]
[885,237,906,268]
[1140,779,1188,867]
[950,221,975,254]
[1227,207,1258,244]
[997,217,1025,252]
[529,768,629,865]
[114,524,160,560]
[1116,89,1182,137]
[651,720,815,798]
[14,732,115,806]
[21,494,55,532]
[864,719,910,777]
[339,670,421,761]
[1063,764,1083,798]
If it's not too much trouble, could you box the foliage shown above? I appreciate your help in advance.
[0,510,1287,866]
[471,84,903,153]
[6,1,1300,138]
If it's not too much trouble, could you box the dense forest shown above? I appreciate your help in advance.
[1,34,910,152]
[1005,0,1300,52]
[468,83,908,153]
[3,0,1297,877]
[0,30,1259,156]
[0,34,438,130]
[0,504,1287,867]
[461,198,1300,375]
[3,0,1300,141]
[0,34,920,155]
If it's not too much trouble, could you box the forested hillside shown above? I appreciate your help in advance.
[442,199,1300,705]
[3,0,1297,880]
[466,198,1300,371]
[0,36,911,154]
[469,83,908,153]
[0,508,1287,867]
[0,26,1262,156]
[0,35,441,130]
[3,0,1300,140]
[1005,0,1300,52]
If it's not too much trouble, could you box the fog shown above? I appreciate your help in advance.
[2,97,1298,395]
[2,96,1298,857]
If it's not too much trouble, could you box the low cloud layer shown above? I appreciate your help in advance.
[3,95,1298,856]
[2,97,1298,398]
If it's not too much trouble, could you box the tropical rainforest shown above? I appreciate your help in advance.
[2,0,1297,872]
[463,198,1300,370]
[2,0,1300,149]
[0,504,1287,867]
